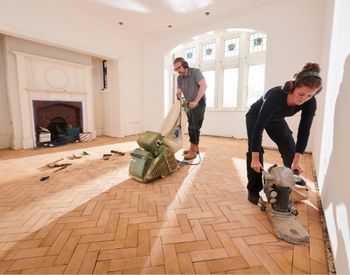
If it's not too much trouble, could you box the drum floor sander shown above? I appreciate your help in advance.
[129,98,189,183]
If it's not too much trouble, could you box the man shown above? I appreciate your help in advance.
[173,57,207,160]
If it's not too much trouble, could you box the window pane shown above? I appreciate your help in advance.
[247,64,265,107]
[249,33,267,53]
[223,68,238,107]
[202,70,215,107]
[202,42,216,61]
[184,47,195,64]
[224,38,239,57]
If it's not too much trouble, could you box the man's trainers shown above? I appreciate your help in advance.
[183,149,199,155]
[248,191,259,205]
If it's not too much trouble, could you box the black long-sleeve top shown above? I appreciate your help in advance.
[247,86,317,154]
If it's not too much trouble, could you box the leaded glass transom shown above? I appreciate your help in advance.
[224,38,239,57]
[202,42,216,61]
[249,33,267,53]
[184,48,195,64]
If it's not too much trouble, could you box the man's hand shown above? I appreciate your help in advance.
[189,101,198,109]
[176,89,183,98]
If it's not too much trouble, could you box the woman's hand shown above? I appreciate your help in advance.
[291,162,304,175]
[292,153,304,175]
[251,152,262,173]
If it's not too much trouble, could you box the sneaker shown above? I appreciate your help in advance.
[184,151,197,160]
[248,191,259,205]
[183,149,199,155]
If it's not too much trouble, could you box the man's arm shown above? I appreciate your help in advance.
[176,88,183,98]
[189,79,207,108]
[176,76,183,98]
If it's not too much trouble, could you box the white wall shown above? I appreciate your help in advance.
[0,35,11,148]
[142,0,327,152]
[0,0,143,141]
[313,0,350,273]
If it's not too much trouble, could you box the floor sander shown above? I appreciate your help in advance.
[129,98,188,183]
[259,165,309,244]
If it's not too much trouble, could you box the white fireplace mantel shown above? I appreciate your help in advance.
[11,51,95,149]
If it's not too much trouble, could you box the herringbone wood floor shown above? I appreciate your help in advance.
[0,136,328,274]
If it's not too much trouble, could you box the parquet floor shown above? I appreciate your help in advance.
[0,135,328,274]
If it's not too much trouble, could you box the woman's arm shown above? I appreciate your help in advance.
[293,98,317,174]
[296,98,317,153]
[291,152,303,174]
[249,89,281,172]
[250,91,279,153]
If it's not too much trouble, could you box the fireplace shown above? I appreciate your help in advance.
[10,51,95,149]
[33,100,82,145]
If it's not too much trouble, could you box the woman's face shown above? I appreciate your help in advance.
[290,86,319,105]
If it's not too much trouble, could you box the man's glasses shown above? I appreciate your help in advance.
[174,65,182,71]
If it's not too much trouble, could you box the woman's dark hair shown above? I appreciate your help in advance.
[292,62,322,91]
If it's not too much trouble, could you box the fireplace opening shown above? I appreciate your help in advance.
[33,100,82,146]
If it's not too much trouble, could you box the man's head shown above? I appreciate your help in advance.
[173,57,189,76]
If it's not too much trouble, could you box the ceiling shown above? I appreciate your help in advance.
[53,0,276,39]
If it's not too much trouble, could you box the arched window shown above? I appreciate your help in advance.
[171,29,267,110]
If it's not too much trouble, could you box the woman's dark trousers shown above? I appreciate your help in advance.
[246,115,296,194]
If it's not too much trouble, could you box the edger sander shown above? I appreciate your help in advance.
[129,98,188,183]
[259,165,309,244]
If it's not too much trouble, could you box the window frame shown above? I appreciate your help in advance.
[172,30,267,111]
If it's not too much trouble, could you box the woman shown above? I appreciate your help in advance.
[246,63,322,204]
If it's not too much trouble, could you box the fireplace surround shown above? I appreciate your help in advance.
[11,51,95,148]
